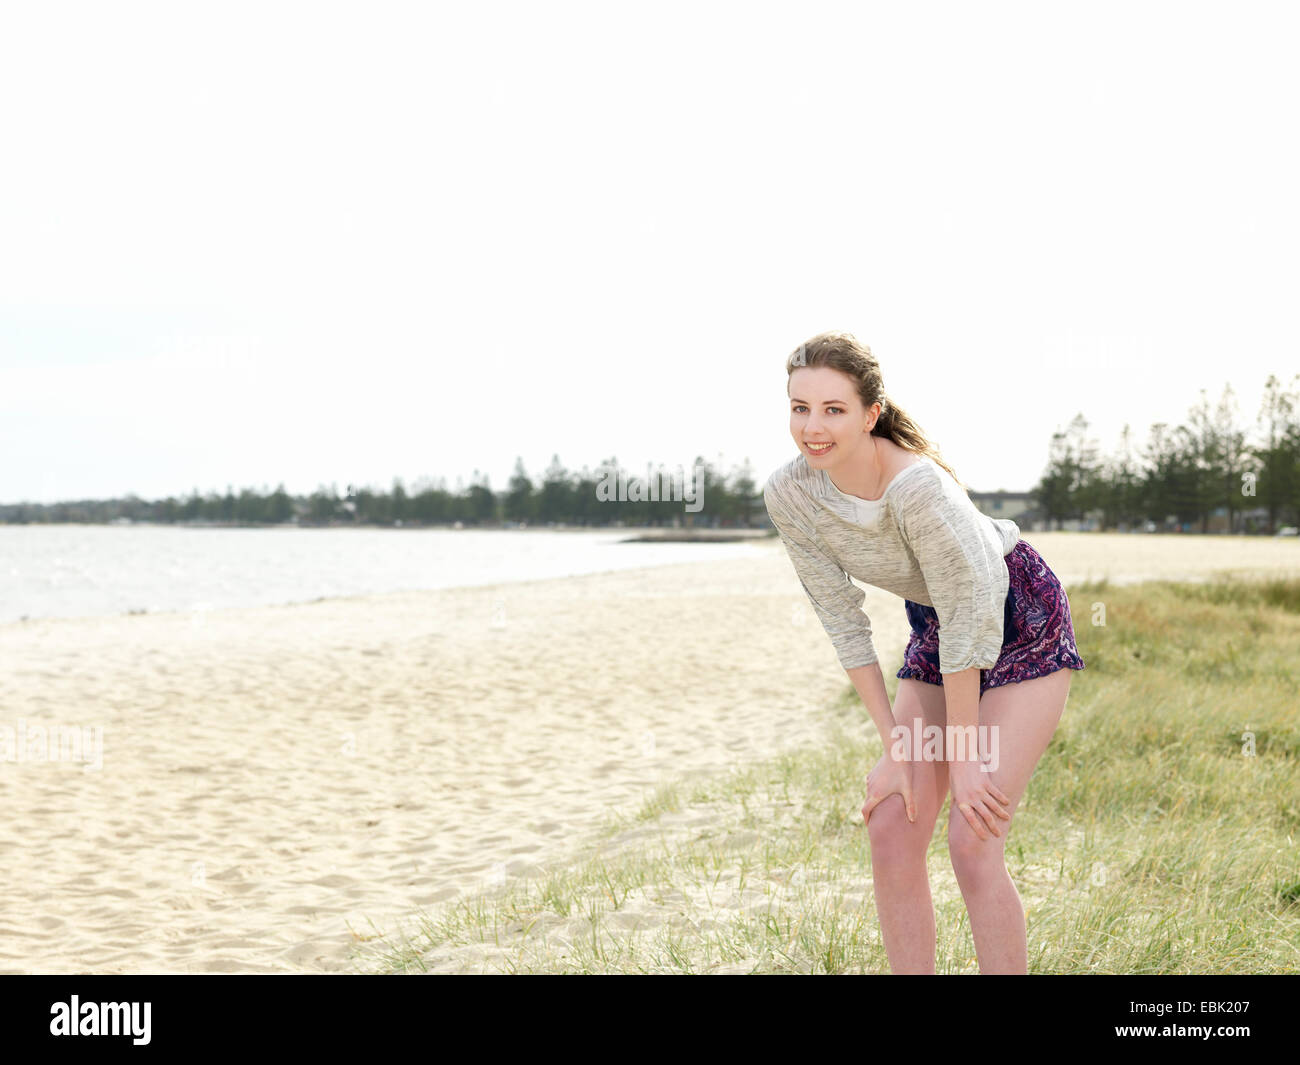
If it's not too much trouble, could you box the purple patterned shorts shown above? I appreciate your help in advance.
[895,538,1086,694]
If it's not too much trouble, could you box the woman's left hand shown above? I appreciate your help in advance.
[947,758,1011,840]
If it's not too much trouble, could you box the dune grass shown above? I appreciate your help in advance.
[355,574,1300,974]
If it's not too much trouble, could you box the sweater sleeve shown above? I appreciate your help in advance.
[895,470,1009,674]
[763,476,878,670]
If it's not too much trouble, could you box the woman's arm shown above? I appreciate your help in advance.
[763,477,879,671]
[942,666,980,737]
[845,661,900,752]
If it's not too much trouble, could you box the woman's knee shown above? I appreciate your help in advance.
[866,794,930,860]
[946,808,1008,881]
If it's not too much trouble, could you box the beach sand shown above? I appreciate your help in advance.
[0,531,1295,974]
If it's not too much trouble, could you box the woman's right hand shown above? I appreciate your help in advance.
[862,751,916,825]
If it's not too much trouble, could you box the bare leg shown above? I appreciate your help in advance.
[866,678,949,973]
[946,668,1072,974]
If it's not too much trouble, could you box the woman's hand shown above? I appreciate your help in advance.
[862,751,916,825]
[948,757,1011,840]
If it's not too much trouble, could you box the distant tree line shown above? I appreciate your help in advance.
[0,456,761,529]
[3,374,1297,533]
[1034,375,1300,533]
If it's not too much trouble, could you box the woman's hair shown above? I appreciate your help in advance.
[785,330,966,490]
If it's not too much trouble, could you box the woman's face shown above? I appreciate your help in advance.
[787,366,879,468]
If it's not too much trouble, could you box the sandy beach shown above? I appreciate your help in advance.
[1,531,1296,974]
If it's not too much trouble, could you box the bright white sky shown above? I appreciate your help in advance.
[2,0,1296,504]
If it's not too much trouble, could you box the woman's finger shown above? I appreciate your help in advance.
[901,779,916,823]
[964,799,1001,838]
[862,792,879,824]
[973,798,1005,837]
[957,802,989,841]
[980,803,1003,837]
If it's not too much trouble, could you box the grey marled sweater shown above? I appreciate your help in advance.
[762,452,1021,674]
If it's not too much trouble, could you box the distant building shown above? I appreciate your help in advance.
[1204,505,1271,533]
[967,489,1036,524]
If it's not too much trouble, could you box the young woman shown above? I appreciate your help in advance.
[763,331,1086,975]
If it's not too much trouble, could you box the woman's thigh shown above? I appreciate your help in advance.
[946,668,1072,850]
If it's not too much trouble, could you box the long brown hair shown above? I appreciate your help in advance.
[785,331,966,490]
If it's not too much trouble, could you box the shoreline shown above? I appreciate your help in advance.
[0,540,776,629]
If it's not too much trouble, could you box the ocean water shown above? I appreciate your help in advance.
[0,524,771,623]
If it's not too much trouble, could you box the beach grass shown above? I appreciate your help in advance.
[356,574,1300,974]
